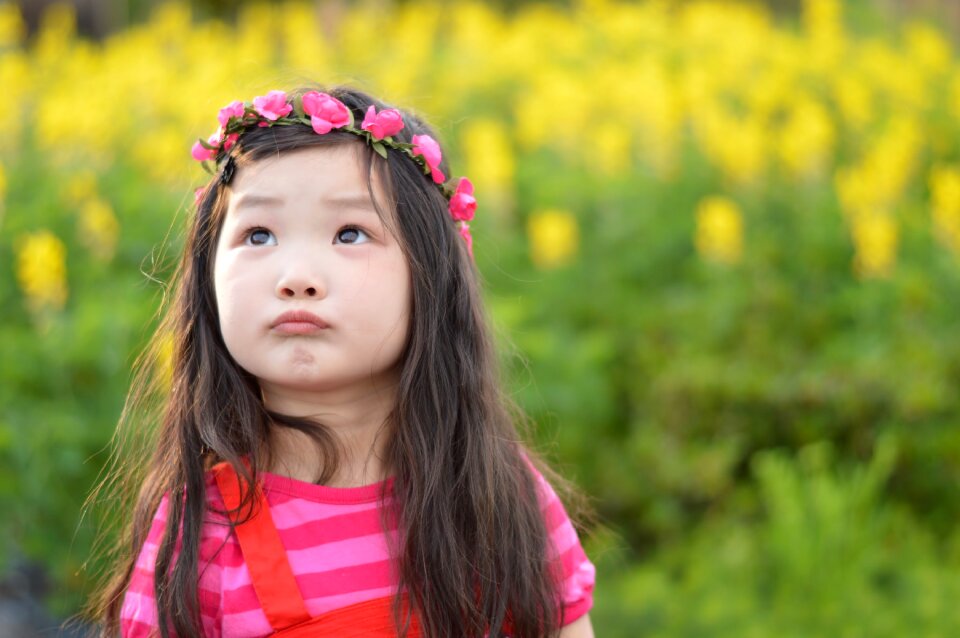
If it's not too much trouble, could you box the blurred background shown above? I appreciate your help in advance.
[2,0,960,635]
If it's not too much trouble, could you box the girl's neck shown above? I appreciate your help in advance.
[259,377,397,487]
[265,432,390,487]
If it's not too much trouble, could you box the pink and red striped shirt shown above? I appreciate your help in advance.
[120,465,595,637]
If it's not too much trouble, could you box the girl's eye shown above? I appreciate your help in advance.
[335,226,371,245]
[243,227,276,246]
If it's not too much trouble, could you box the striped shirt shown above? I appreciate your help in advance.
[120,465,596,637]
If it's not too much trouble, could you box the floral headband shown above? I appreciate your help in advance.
[191,90,477,256]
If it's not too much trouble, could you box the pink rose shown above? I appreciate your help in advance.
[302,91,351,134]
[191,140,215,161]
[360,105,405,140]
[217,100,245,128]
[458,222,474,257]
[253,90,292,121]
[412,134,445,184]
[194,186,207,208]
[448,177,476,221]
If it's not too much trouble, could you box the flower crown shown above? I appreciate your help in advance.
[192,90,477,256]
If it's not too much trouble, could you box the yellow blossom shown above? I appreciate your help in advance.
[835,117,922,218]
[63,171,98,205]
[0,2,26,48]
[34,2,76,68]
[591,122,632,177]
[832,74,873,130]
[527,209,579,270]
[930,165,960,255]
[778,94,835,180]
[0,51,30,150]
[695,196,744,265]
[695,105,767,186]
[803,0,845,70]
[904,23,951,76]
[16,230,68,311]
[78,197,120,262]
[461,118,515,195]
[851,213,897,278]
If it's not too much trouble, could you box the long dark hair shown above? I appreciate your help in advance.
[88,85,590,637]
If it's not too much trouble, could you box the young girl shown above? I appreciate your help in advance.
[93,85,596,637]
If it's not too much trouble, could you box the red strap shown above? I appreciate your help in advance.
[273,592,422,637]
[213,462,311,630]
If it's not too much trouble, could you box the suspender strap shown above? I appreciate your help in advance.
[213,462,311,631]
[273,592,422,637]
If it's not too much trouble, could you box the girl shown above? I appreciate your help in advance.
[92,85,596,637]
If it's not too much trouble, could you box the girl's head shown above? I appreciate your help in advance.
[176,86,486,472]
[193,86,474,413]
[95,84,574,638]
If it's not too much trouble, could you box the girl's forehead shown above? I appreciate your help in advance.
[226,144,391,215]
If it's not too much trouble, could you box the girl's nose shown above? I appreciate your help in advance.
[276,269,326,299]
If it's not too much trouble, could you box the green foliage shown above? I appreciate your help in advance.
[589,439,960,636]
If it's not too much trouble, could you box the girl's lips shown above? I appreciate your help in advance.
[272,321,327,335]
[270,310,330,334]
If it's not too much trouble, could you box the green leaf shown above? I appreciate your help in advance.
[292,95,305,118]
[372,142,388,159]
[198,137,217,151]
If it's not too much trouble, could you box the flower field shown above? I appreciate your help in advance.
[2,0,960,633]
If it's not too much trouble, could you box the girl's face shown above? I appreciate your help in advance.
[213,143,411,400]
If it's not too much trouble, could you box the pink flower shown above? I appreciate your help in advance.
[412,134,445,184]
[194,186,207,208]
[253,90,292,121]
[217,100,245,128]
[448,177,476,221]
[191,140,215,161]
[222,132,239,152]
[302,91,351,134]
[360,105,405,140]
[458,222,474,257]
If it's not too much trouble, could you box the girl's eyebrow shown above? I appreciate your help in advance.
[233,193,378,213]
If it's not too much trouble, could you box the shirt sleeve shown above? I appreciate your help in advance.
[528,462,597,626]
[119,481,226,638]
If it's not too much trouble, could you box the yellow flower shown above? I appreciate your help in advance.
[16,230,68,311]
[0,1,26,47]
[34,2,76,68]
[803,0,844,70]
[591,121,631,177]
[527,209,579,270]
[835,117,921,219]
[832,75,873,130]
[695,106,767,186]
[930,165,960,255]
[778,94,834,180]
[0,51,30,151]
[695,196,744,265]
[131,126,189,186]
[851,213,897,278]
[63,170,98,205]
[78,197,120,261]
[904,23,950,76]
[461,118,515,195]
